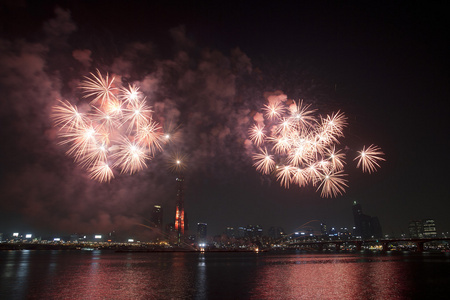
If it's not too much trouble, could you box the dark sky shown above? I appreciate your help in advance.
[0,0,449,238]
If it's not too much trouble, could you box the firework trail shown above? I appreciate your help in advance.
[249,99,385,197]
[52,70,167,182]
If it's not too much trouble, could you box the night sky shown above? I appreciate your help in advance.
[1,1,449,238]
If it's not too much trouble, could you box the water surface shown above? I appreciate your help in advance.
[1,250,450,299]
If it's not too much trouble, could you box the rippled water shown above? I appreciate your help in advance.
[1,250,450,299]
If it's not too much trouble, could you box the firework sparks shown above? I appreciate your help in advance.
[52,70,166,181]
[263,101,286,120]
[355,144,385,174]
[249,99,384,197]
[276,165,293,188]
[167,152,188,173]
[51,100,87,130]
[248,124,266,147]
[112,137,149,174]
[252,148,275,175]
[326,146,346,171]
[89,161,114,182]
[317,170,349,198]
[80,69,117,106]
[122,97,153,133]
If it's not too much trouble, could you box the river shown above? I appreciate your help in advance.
[1,250,450,299]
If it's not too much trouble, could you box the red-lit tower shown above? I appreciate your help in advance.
[174,174,185,243]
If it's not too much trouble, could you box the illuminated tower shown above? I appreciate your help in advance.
[174,175,185,243]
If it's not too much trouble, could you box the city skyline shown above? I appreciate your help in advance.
[0,193,445,240]
[0,1,449,237]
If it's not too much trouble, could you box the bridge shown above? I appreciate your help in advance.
[284,237,450,252]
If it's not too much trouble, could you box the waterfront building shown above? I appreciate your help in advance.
[352,201,383,239]
[410,219,437,238]
[151,205,163,229]
[255,225,263,237]
[423,219,437,237]
[70,234,79,242]
[370,217,383,238]
[268,226,285,240]
[93,234,104,242]
[107,231,117,242]
[408,219,437,238]
[197,223,207,243]
[329,227,337,236]
[244,225,263,238]
[237,226,245,238]
[320,223,327,236]
[226,227,235,238]
[409,220,423,238]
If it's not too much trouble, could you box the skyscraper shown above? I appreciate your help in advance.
[226,227,235,238]
[174,175,185,244]
[409,219,437,238]
[409,220,423,238]
[352,201,383,239]
[423,219,437,237]
[244,225,263,239]
[320,223,327,236]
[268,226,285,240]
[197,223,207,243]
[151,205,163,229]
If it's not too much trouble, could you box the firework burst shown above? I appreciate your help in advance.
[52,70,167,182]
[249,99,384,197]
[354,144,386,174]
[167,151,188,173]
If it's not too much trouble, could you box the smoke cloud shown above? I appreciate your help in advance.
[0,7,268,236]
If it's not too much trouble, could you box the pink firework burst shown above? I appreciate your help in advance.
[248,99,385,197]
[52,70,168,182]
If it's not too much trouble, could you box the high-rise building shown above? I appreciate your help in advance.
[370,217,383,238]
[244,225,263,238]
[70,234,79,242]
[151,205,163,229]
[408,220,423,238]
[197,223,207,243]
[423,219,437,237]
[268,227,285,240]
[329,227,337,236]
[237,226,246,238]
[410,219,437,238]
[352,201,383,239]
[107,231,117,242]
[174,175,185,244]
[226,227,235,238]
[320,223,327,236]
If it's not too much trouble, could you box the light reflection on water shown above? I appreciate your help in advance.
[252,254,413,299]
[1,250,450,299]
